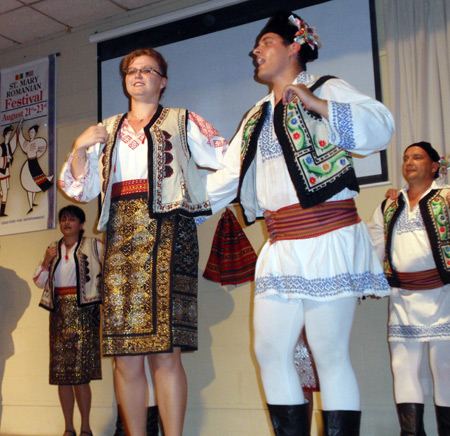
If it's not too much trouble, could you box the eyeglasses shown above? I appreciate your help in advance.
[125,67,165,78]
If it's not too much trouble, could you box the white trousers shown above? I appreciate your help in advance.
[253,296,360,410]
[390,340,450,406]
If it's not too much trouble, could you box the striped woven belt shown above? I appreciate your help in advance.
[263,199,361,243]
[111,179,148,199]
[54,286,77,295]
[396,269,444,290]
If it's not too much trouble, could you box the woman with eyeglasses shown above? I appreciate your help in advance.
[59,47,238,436]
[33,205,102,436]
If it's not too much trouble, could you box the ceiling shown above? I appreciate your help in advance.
[0,0,201,52]
[0,1,386,56]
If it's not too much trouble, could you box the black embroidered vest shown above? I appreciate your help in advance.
[238,76,359,221]
[382,189,450,287]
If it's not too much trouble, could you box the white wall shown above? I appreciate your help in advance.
[0,1,439,435]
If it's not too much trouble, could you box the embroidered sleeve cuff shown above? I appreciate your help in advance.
[33,264,49,288]
[328,101,356,150]
[58,153,91,201]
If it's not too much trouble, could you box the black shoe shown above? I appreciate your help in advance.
[435,405,450,436]
[322,410,361,436]
[267,403,310,436]
[146,406,160,435]
[396,403,427,436]
[114,406,160,436]
[113,407,126,436]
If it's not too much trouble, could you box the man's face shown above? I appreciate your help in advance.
[252,33,294,83]
[402,146,439,184]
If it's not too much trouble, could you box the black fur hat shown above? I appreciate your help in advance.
[256,10,301,44]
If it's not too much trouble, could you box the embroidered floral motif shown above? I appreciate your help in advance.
[162,130,173,178]
[241,106,264,161]
[431,196,450,241]
[429,194,450,268]
[284,99,354,192]
[330,101,355,149]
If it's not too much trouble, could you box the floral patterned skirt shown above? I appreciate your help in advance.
[102,194,199,356]
[49,294,101,385]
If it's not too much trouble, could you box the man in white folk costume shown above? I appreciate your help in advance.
[369,142,450,436]
[226,10,394,436]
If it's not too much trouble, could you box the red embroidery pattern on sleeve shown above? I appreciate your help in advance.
[189,112,226,149]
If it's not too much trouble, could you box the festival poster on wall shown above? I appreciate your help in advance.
[0,55,56,236]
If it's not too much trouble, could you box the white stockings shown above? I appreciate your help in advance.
[254,296,360,410]
[390,340,450,406]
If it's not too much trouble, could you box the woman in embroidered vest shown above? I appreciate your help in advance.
[226,10,395,435]
[59,47,237,436]
[33,205,102,436]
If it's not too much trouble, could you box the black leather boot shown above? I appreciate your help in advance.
[0,202,7,217]
[146,406,160,435]
[267,403,310,436]
[113,406,126,436]
[435,405,450,436]
[114,406,160,435]
[322,410,361,436]
[396,403,427,436]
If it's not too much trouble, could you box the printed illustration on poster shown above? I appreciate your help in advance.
[0,55,56,236]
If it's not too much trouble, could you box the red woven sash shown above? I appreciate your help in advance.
[396,269,444,290]
[111,179,148,199]
[54,286,77,295]
[264,199,361,243]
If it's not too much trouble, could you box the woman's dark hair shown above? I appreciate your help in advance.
[120,47,168,98]
[28,124,39,134]
[58,205,86,224]
[3,125,13,137]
